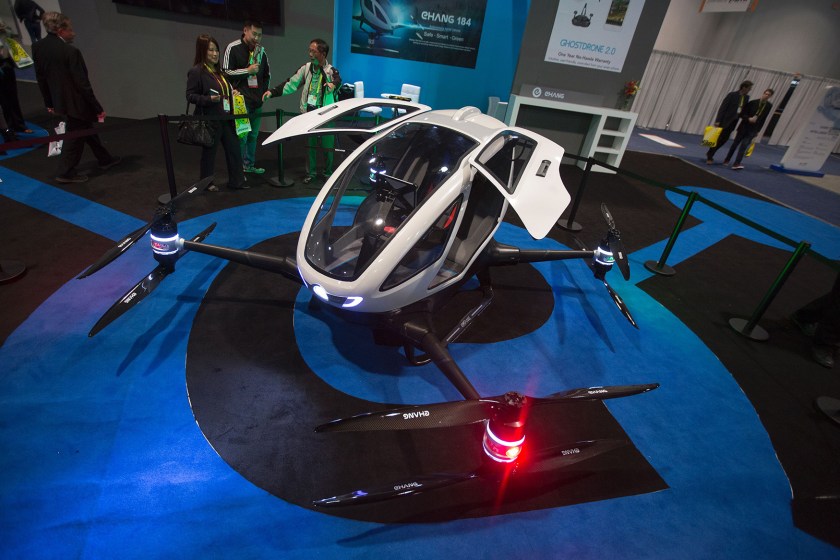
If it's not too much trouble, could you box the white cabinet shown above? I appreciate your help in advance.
[505,95,637,174]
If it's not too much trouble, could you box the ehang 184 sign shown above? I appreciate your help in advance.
[351,0,487,68]
[544,0,645,73]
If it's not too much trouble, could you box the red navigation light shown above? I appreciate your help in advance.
[482,422,525,464]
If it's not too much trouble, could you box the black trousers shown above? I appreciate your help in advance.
[706,120,737,160]
[24,19,42,43]
[0,62,26,131]
[58,117,112,178]
[725,128,756,166]
[200,119,246,188]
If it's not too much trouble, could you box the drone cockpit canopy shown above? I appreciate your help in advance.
[262,98,573,313]
[303,122,478,284]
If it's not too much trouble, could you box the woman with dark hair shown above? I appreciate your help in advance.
[185,33,248,191]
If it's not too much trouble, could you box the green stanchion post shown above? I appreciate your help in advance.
[729,240,811,341]
[644,190,699,277]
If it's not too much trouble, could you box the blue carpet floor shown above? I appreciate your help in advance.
[2,173,839,558]
[627,128,840,228]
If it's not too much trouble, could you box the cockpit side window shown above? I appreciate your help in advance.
[430,173,505,288]
[305,160,370,279]
[474,131,537,194]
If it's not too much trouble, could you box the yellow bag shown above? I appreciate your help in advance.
[701,125,722,147]
[745,142,755,157]
[232,94,251,138]
[3,37,33,68]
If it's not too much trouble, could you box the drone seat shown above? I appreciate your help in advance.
[353,80,382,120]
[399,83,421,103]
[395,83,421,116]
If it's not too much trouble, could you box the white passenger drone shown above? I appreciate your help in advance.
[81,97,658,506]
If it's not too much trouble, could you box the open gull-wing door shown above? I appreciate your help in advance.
[262,97,431,145]
[468,127,571,239]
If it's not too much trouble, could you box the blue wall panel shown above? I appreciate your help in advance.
[333,0,529,112]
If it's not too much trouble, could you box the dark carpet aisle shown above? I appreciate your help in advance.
[2,81,840,558]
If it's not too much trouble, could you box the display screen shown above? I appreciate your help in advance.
[112,0,282,26]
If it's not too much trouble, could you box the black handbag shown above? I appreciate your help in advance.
[177,102,215,147]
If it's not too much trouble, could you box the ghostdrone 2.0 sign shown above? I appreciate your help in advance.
[350,0,487,68]
[544,0,645,73]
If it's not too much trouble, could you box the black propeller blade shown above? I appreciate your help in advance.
[543,383,658,401]
[601,203,630,281]
[573,235,638,328]
[88,222,216,337]
[312,438,628,507]
[312,385,657,506]
[77,222,156,280]
[313,473,478,507]
[315,399,499,433]
[603,279,638,328]
[521,439,626,474]
[77,176,214,279]
[88,262,171,337]
[317,384,658,433]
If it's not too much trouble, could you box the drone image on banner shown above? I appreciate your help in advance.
[79,97,659,508]
[351,0,420,54]
[350,0,486,68]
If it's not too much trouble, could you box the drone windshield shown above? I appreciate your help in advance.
[304,122,477,281]
[475,130,537,194]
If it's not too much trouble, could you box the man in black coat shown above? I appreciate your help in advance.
[33,12,119,183]
[706,80,752,165]
[13,0,43,44]
[726,88,774,170]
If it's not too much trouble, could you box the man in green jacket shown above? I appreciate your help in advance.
[263,38,341,184]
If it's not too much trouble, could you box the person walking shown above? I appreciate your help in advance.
[223,20,270,176]
[13,0,44,44]
[706,80,752,165]
[262,38,341,184]
[726,88,774,170]
[32,12,120,184]
[186,33,248,191]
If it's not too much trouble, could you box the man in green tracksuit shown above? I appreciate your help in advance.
[263,38,341,184]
